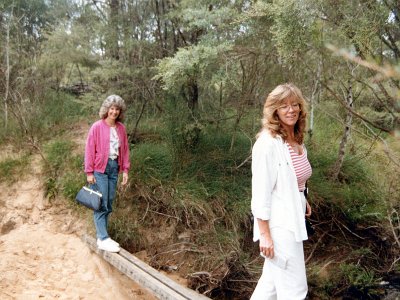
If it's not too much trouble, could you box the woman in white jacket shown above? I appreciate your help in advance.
[251,83,312,300]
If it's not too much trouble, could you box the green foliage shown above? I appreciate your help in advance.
[44,177,58,201]
[162,96,203,174]
[190,127,251,200]
[3,91,87,146]
[61,171,85,201]
[307,263,337,298]
[43,140,73,198]
[311,154,386,222]
[130,117,251,227]
[43,140,84,201]
[127,118,251,241]
[179,6,239,35]
[39,25,100,86]
[307,103,389,223]
[131,143,173,182]
[358,106,399,132]
[41,91,87,127]
[44,140,73,171]
[0,155,30,183]
[311,0,387,54]
[70,93,102,119]
[108,216,143,252]
[339,263,379,290]
[255,0,317,62]
[308,261,381,299]
[168,0,243,43]
[153,43,232,92]
[0,0,55,51]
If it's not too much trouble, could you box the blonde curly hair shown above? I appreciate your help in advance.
[99,95,126,122]
[260,83,307,144]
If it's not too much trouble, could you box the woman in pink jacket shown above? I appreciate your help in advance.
[84,95,130,253]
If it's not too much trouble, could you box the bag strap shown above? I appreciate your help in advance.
[304,181,308,199]
[87,183,102,196]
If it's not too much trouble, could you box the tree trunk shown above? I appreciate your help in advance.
[154,0,163,55]
[308,59,322,139]
[76,64,84,87]
[162,0,169,55]
[129,99,147,144]
[4,7,12,130]
[187,79,199,111]
[331,82,353,180]
[107,0,120,60]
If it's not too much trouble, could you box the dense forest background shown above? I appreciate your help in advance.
[1,0,399,299]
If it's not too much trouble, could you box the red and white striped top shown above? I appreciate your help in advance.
[286,143,312,191]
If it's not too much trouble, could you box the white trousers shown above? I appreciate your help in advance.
[250,227,308,300]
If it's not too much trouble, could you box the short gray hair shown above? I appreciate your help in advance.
[99,95,126,122]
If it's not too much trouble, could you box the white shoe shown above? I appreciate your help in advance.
[97,238,120,253]
[97,238,119,247]
[108,238,120,247]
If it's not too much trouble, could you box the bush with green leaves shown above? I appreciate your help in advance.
[43,139,84,201]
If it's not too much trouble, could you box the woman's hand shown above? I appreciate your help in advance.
[122,172,129,185]
[87,174,96,184]
[260,233,274,259]
[305,201,312,217]
[257,219,274,258]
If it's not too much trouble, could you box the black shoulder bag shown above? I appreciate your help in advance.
[304,181,315,236]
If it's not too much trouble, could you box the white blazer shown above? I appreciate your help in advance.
[251,130,308,243]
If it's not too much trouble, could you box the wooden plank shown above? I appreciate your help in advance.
[118,248,210,300]
[84,236,186,300]
[84,235,210,300]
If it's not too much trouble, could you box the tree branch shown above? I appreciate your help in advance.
[91,0,107,21]
[321,81,392,133]
[356,79,398,121]
[388,209,400,249]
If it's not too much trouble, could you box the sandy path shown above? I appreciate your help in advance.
[0,140,155,299]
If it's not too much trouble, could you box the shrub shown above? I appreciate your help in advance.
[0,155,30,183]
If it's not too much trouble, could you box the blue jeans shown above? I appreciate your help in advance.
[92,159,119,241]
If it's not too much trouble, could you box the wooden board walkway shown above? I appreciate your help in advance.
[84,235,210,300]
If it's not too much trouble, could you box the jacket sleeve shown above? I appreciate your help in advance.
[120,126,130,173]
[84,125,96,175]
[251,137,278,220]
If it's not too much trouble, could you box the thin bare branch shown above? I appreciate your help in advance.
[362,120,400,168]
[327,44,400,80]
[321,81,392,133]
[388,209,400,249]
[91,0,107,21]
[305,232,327,264]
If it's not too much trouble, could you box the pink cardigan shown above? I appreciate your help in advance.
[85,119,130,175]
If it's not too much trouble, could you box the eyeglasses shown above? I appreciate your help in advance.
[278,103,300,112]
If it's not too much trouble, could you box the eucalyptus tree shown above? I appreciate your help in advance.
[247,0,399,178]
[153,0,243,111]
[239,0,324,144]
[0,0,65,132]
[304,0,400,182]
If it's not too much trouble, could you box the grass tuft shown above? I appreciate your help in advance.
[0,155,30,184]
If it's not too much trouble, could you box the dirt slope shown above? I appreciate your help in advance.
[0,146,155,299]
